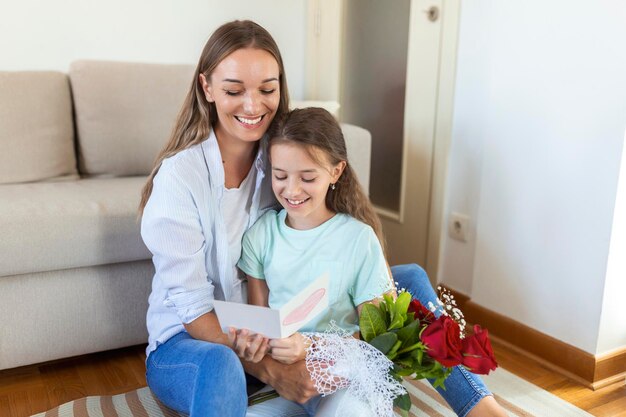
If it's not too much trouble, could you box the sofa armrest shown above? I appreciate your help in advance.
[340,123,371,196]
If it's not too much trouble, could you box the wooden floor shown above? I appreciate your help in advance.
[0,345,147,417]
[491,338,626,417]
[0,340,624,417]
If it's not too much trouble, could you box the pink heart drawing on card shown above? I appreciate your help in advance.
[282,288,326,326]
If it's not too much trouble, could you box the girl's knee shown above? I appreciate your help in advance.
[391,263,429,289]
[391,263,427,281]
[391,263,435,301]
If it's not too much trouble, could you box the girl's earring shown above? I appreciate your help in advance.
[330,183,336,190]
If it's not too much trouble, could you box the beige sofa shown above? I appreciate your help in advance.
[0,60,372,371]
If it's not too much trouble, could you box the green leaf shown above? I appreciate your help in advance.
[395,291,411,316]
[383,293,395,306]
[378,299,388,320]
[359,304,387,342]
[395,366,418,377]
[432,376,448,390]
[394,392,411,414]
[369,332,398,354]
[430,361,443,372]
[391,366,405,381]
[412,370,430,379]
[388,314,405,331]
[404,311,416,326]
[394,357,414,368]
[383,294,395,325]
[388,291,411,331]
[396,317,421,349]
[437,373,453,390]
[386,340,403,360]
[396,341,425,356]
[416,348,424,365]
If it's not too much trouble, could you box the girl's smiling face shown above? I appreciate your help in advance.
[270,142,345,230]
[200,47,280,145]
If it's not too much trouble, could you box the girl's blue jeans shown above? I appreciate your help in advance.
[146,264,491,417]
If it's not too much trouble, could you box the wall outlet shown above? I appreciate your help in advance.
[449,212,470,242]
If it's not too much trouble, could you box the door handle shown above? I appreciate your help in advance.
[425,6,439,22]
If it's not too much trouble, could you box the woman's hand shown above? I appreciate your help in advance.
[269,359,319,404]
[228,328,270,363]
[268,332,310,364]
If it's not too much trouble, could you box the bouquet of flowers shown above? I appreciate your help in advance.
[359,287,498,416]
[249,287,497,417]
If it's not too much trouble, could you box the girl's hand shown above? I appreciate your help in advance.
[228,328,270,363]
[268,332,310,365]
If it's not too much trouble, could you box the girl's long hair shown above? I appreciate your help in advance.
[269,107,386,251]
[138,20,290,214]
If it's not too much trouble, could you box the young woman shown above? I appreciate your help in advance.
[139,19,506,417]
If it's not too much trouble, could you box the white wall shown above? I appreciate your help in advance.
[0,0,307,99]
[440,0,626,355]
[437,1,488,296]
[597,130,626,354]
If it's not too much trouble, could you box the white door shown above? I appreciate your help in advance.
[340,0,457,277]
[306,0,459,279]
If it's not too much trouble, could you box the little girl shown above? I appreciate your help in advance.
[234,107,395,416]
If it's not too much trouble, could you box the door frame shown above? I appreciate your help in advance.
[305,0,461,283]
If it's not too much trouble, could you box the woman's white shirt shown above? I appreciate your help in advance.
[222,164,256,304]
[141,130,274,357]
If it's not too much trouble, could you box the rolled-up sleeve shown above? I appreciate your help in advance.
[237,213,268,280]
[141,159,215,324]
[350,227,394,306]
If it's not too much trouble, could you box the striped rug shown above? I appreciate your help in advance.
[32,368,592,417]
[402,368,593,416]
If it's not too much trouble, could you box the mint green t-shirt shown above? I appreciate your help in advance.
[237,209,393,334]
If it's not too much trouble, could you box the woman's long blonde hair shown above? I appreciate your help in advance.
[138,20,290,214]
[268,108,386,251]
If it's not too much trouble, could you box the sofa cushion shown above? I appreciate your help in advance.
[69,60,194,177]
[0,71,78,184]
[0,177,151,277]
[0,261,153,370]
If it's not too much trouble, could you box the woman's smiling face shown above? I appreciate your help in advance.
[200,47,280,145]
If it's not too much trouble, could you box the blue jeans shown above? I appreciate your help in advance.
[147,264,490,417]
[146,332,248,416]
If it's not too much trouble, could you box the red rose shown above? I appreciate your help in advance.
[461,325,498,374]
[408,300,434,324]
[420,315,463,368]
